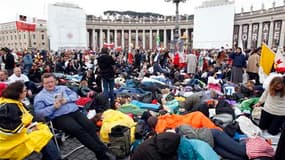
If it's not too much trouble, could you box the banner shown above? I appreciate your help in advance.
[251,23,259,48]
[241,24,249,49]
[260,43,275,75]
[273,20,282,48]
[274,47,285,73]
[262,22,270,44]
[233,25,239,48]
[16,15,36,32]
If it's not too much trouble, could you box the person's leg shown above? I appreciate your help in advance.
[52,112,109,160]
[211,129,247,159]
[41,139,61,160]
[102,78,109,100]
[267,116,285,135]
[108,79,115,105]
[214,146,245,160]
[259,110,273,131]
[72,110,110,159]
[275,123,285,160]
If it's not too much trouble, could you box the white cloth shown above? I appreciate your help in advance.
[236,116,261,137]
[8,74,29,84]
[186,54,197,74]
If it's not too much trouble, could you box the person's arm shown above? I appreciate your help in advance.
[229,52,235,59]
[63,86,79,102]
[34,96,57,119]
[254,89,268,107]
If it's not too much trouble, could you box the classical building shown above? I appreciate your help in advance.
[0,19,49,50]
[86,2,285,51]
[1,1,284,51]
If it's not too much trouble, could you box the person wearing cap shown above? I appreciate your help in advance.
[1,47,15,76]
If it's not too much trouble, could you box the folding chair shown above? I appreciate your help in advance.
[49,121,84,159]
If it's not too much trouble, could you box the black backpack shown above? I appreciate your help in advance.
[108,125,131,158]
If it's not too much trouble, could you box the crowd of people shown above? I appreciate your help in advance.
[0,45,285,160]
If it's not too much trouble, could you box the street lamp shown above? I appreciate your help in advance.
[165,0,187,43]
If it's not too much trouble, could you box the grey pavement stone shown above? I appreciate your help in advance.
[25,138,97,160]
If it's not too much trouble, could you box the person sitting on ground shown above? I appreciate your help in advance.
[0,81,61,160]
[33,73,112,160]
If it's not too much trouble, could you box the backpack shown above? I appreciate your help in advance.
[108,125,131,158]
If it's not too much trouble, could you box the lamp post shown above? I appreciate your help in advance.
[165,0,187,42]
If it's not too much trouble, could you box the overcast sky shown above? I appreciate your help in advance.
[0,0,284,23]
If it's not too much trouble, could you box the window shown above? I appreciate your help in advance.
[33,42,36,45]
[41,34,44,40]
[33,34,36,39]
[11,35,13,40]
[15,35,17,40]
[42,42,45,45]
[24,34,26,39]
[19,35,21,40]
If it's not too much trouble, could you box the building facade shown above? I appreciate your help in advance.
[1,2,284,51]
[0,19,49,50]
[86,3,285,51]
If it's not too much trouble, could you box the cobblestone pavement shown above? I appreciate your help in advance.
[26,138,96,160]
[25,137,130,160]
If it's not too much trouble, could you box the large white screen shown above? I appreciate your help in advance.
[48,4,87,51]
[193,2,235,49]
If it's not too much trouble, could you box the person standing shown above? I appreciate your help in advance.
[22,50,33,75]
[246,48,260,84]
[186,52,198,76]
[229,47,247,84]
[1,47,15,76]
[97,47,116,105]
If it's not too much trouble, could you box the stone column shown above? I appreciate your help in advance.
[268,21,274,48]
[99,28,103,49]
[114,29,117,48]
[129,29,132,51]
[150,29,153,50]
[185,28,189,44]
[257,22,263,47]
[122,29,125,49]
[142,30,146,49]
[107,29,110,44]
[135,29,139,48]
[247,23,252,49]
[279,19,285,48]
[156,29,160,47]
[164,29,167,48]
[92,29,95,50]
[238,24,243,47]
[171,29,174,41]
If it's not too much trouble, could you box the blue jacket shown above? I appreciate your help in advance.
[229,52,246,68]
[178,136,219,160]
